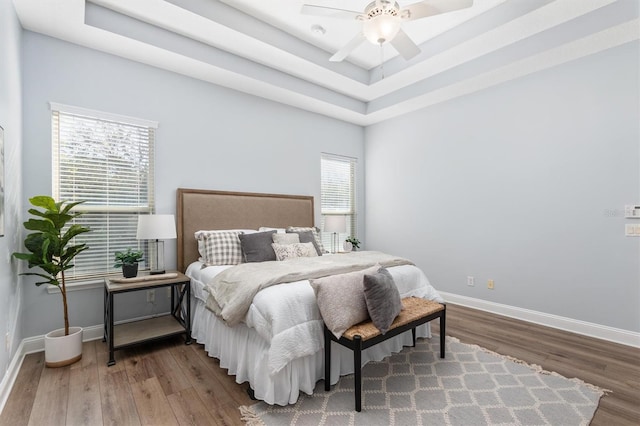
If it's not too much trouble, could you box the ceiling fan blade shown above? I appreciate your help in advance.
[402,0,474,21]
[329,32,366,62]
[301,4,362,20]
[390,29,421,60]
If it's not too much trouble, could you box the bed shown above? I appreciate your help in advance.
[177,188,444,405]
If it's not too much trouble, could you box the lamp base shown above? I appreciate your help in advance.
[150,269,166,275]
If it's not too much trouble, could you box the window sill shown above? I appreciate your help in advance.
[46,271,154,294]
[46,277,106,294]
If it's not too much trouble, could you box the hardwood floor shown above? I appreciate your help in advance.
[1,304,638,425]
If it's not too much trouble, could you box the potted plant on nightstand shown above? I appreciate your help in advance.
[114,248,144,278]
[13,196,90,367]
[344,236,361,252]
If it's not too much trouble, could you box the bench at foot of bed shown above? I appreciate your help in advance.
[323,297,446,412]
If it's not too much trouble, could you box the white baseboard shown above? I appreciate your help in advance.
[440,291,640,348]
[0,339,26,418]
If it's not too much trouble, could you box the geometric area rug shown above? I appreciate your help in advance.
[240,336,606,426]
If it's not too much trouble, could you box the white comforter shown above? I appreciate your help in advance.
[187,261,443,375]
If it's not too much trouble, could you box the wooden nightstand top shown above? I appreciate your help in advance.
[104,271,189,293]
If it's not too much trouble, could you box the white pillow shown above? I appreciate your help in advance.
[272,233,300,245]
[271,242,318,261]
[259,226,286,233]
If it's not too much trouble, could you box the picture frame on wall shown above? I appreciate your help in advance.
[0,125,4,237]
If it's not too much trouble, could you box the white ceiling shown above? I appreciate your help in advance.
[221,0,504,69]
[13,0,640,126]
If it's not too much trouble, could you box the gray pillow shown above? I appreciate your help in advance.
[363,267,402,334]
[287,226,325,253]
[289,230,323,256]
[239,230,277,262]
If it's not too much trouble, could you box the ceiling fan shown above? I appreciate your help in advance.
[301,0,474,62]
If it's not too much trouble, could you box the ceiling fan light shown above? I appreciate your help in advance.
[363,15,401,45]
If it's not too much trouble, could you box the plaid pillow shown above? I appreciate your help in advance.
[195,230,244,266]
[286,226,325,254]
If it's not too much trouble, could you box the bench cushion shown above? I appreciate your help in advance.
[342,297,445,341]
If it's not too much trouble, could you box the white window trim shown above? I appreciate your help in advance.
[45,272,133,293]
[49,103,157,290]
[321,152,358,251]
[49,102,158,129]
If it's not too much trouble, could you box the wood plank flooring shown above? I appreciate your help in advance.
[1,304,638,425]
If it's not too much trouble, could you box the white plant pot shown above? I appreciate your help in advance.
[343,241,353,252]
[44,326,83,368]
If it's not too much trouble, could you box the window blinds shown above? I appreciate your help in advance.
[51,104,156,280]
[321,153,357,249]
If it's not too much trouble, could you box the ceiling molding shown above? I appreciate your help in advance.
[13,0,639,126]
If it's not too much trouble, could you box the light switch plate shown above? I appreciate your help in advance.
[625,205,640,218]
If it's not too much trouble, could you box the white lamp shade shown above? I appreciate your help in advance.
[136,214,177,240]
[324,215,347,233]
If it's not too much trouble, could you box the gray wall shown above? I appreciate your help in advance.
[365,41,640,332]
[0,0,24,378]
[20,32,365,338]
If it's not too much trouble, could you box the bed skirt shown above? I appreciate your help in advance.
[190,292,431,406]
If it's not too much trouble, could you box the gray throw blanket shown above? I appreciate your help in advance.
[205,251,413,326]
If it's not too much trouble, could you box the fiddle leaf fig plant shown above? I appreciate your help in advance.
[13,196,90,336]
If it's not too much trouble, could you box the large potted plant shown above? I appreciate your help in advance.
[13,196,90,367]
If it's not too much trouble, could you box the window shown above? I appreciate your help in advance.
[51,103,157,280]
[320,153,357,251]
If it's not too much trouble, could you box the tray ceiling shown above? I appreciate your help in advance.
[13,0,639,125]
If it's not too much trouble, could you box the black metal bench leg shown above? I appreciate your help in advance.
[440,307,446,359]
[324,325,331,391]
[412,327,417,347]
[354,335,362,412]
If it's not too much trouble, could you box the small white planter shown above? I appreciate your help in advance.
[343,241,353,252]
[44,326,83,368]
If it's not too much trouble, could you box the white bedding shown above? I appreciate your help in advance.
[186,260,444,405]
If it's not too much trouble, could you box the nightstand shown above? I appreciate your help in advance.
[103,271,192,366]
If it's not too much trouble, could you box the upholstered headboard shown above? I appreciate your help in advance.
[176,188,315,272]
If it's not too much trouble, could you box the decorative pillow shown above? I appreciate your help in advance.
[259,226,286,234]
[287,226,326,253]
[310,265,380,339]
[272,233,300,245]
[288,230,322,256]
[272,242,318,261]
[363,267,402,334]
[239,230,277,263]
[196,229,255,260]
[194,230,244,266]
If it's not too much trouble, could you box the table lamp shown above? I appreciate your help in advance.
[324,215,346,254]
[136,214,177,275]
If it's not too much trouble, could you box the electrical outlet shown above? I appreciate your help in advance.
[467,276,474,286]
[626,224,640,236]
[487,279,494,290]
[147,290,155,303]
